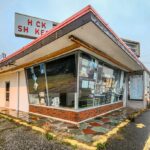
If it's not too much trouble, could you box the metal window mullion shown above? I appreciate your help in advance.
[75,51,80,110]
[93,59,98,107]
[44,64,50,106]
[120,71,124,89]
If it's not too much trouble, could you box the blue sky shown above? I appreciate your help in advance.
[0,0,150,68]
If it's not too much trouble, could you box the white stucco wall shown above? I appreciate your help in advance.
[18,70,29,112]
[127,100,145,109]
[0,70,29,112]
[0,76,6,107]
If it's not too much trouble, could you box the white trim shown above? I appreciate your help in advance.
[30,104,75,112]
[120,71,124,88]
[75,52,80,110]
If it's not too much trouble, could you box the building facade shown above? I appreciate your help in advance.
[0,5,149,124]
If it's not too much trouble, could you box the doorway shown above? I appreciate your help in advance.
[5,82,10,107]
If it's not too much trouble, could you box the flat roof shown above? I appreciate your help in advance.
[0,5,149,73]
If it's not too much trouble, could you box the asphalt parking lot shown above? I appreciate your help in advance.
[101,110,150,150]
[0,117,72,150]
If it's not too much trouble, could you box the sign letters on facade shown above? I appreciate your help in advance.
[15,13,53,39]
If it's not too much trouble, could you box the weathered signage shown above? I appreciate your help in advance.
[15,13,54,39]
[122,38,140,57]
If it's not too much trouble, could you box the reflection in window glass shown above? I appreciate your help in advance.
[79,53,97,108]
[26,64,47,105]
[79,52,124,108]
[100,66,122,104]
[46,55,77,108]
[26,54,77,109]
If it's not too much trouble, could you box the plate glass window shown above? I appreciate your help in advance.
[78,52,124,108]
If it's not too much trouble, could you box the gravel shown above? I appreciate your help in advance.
[0,118,73,150]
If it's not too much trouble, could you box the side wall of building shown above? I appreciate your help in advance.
[19,70,29,112]
[126,71,150,109]
[143,71,150,107]
[0,70,29,112]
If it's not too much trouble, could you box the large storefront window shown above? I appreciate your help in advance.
[79,52,124,108]
[26,54,77,109]
[26,64,47,105]
[26,51,124,110]
[46,55,77,108]
[99,66,122,104]
[79,53,97,108]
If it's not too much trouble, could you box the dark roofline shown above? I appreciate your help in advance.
[0,6,92,67]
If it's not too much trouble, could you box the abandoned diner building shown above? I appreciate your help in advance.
[0,5,150,124]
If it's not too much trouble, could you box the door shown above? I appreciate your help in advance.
[5,82,10,107]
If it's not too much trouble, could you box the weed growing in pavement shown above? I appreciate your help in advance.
[45,132,53,140]
[61,141,77,150]
[127,114,135,122]
[113,133,124,141]
[96,142,107,150]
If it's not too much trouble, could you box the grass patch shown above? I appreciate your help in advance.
[45,132,53,141]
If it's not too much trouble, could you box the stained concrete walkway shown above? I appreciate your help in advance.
[103,109,150,150]
[0,107,137,144]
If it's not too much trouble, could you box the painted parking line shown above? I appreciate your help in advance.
[136,123,146,129]
[143,136,150,150]
[93,119,130,146]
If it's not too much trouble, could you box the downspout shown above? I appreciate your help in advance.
[123,73,128,107]
[17,71,20,112]
[143,71,147,109]
[75,52,80,110]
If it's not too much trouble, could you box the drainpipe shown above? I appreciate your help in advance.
[17,71,20,113]
[143,71,147,109]
[123,73,128,107]
[75,52,80,110]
